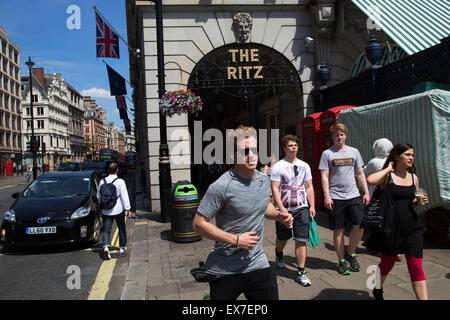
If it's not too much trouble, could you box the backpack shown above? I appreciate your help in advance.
[99,178,119,210]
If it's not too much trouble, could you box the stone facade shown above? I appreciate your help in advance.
[0,27,21,174]
[126,0,392,212]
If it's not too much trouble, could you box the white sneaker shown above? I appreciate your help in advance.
[103,247,111,260]
[119,247,127,256]
[295,271,311,287]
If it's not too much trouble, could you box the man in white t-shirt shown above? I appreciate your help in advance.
[271,135,316,287]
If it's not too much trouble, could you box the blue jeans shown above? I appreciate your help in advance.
[102,212,127,248]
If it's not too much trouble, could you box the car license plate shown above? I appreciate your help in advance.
[26,226,57,234]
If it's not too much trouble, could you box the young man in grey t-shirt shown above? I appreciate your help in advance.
[319,123,370,275]
[193,126,293,300]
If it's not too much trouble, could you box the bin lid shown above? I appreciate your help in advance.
[174,184,198,196]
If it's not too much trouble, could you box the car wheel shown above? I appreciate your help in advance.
[92,216,102,244]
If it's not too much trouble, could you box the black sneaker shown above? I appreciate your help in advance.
[345,252,361,272]
[372,288,384,301]
[338,261,351,275]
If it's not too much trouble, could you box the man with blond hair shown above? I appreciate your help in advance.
[193,125,293,300]
[319,123,370,275]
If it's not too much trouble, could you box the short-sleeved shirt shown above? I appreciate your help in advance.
[270,158,312,212]
[319,146,364,200]
[197,169,271,275]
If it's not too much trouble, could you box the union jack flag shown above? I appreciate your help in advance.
[96,11,120,58]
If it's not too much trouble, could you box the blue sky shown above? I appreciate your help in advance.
[0,0,133,129]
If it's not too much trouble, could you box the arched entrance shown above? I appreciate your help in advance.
[187,43,303,195]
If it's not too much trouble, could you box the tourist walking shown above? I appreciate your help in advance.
[367,142,429,300]
[319,123,370,275]
[271,134,315,287]
[97,161,131,259]
[193,126,294,300]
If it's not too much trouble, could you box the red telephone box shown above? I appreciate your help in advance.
[319,105,356,151]
[4,160,13,176]
[301,112,323,207]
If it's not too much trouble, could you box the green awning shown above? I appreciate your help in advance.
[351,0,450,55]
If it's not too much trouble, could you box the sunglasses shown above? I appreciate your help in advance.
[294,165,298,176]
[237,147,258,156]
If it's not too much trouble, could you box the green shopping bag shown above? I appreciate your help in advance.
[309,216,320,249]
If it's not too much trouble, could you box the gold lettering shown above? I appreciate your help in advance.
[227,66,237,80]
[238,66,243,79]
[250,49,259,62]
[243,66,252,79]
[228,49,239,62]
[240,49,249,62]
[253,66,263,79]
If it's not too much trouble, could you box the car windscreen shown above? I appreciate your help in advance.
[23,176,91,197]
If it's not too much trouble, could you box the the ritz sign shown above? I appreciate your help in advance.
[227,48,264,80]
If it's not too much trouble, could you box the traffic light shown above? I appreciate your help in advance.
[26,137,38,154]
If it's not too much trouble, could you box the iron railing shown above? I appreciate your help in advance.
[313,36,450,111]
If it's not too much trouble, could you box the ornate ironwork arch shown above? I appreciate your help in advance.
[188,43,302,100]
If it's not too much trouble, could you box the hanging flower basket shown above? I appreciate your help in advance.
[159,89,203,117]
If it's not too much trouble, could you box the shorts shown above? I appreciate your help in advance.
[276,207,311,243]
[328,197,364,230]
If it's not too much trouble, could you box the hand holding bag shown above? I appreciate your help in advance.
[309,216,320,249]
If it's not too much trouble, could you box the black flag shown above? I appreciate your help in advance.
[106,65,127,96]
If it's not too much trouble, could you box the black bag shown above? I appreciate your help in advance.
[361,184,394,234]
[190,262,222,283]
[99,178,119,210]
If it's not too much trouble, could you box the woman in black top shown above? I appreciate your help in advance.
[367,142,429,300]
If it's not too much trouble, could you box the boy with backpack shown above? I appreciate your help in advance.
[97,161,131,260]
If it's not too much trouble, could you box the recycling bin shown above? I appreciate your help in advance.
[171,181,202,243]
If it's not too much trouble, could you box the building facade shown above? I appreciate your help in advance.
[21,68,80,170]
[126,0,413,211]
[122,126,135,153]
[0,27,21,174]
[83,96,106,159]
[67,85,86,163]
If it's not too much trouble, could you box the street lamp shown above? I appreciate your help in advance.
[25,56,38,181]
[151,0,172,223]
[318,61,330,111]
[365,35,383,102]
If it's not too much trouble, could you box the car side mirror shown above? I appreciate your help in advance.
[12,192,22,199]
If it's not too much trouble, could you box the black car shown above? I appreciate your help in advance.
[84,160,108,178]
[58,162,81,172]
[0,171,103,248]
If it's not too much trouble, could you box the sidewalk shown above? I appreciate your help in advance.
[121,193,450,300]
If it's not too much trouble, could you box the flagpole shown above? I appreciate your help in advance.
[93,6,136,55]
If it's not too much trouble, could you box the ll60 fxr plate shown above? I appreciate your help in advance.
[26,226,57,234]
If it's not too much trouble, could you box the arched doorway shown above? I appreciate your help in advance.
[187,43,303,195]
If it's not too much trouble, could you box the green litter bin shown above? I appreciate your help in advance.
[171,181,202,243]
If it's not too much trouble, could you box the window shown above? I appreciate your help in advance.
[6,133,10,146]
[5,114,9,128]
[17,118,20,130]
[0,132,3,146]
[13,134,16,147]
[26,120,31,129]
[3,94,8,109]
[37,120,44,129]
[32,95,38,103]
[37,107,44,115]
[11,116,15,130]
